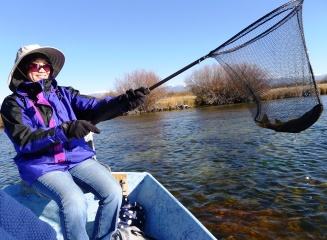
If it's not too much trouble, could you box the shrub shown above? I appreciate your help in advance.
[114,69,168,111]
[185,63,266,105]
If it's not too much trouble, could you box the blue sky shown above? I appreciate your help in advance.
[0,0,326,102]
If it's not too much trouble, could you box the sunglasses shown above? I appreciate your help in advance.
[28,63,52,72]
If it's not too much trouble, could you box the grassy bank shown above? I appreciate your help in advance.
[156,95,196,109]
[151,90,196,110]
[319,83,327,95]
[158,84,327,108]
[259,84,327,101]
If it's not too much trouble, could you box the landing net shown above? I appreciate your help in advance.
[210,0,323,133]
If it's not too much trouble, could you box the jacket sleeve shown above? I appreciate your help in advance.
[0,95,68,156]
[59,86,125,125]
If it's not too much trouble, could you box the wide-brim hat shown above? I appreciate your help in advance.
[8,44,65,87]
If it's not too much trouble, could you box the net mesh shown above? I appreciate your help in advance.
[210,0,323,133]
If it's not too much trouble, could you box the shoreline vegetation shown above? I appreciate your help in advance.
[126,84,327,117]
[1,65,326,128]
[0,83,327,129]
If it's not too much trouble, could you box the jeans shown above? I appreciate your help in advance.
[32,159,122,240]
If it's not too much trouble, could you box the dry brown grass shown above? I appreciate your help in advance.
[154,90,196,109]
[319,83,327,95]
[260,84,327,100]
[0,115,3,128]
[260,86,303,100]
[156,95,196,109]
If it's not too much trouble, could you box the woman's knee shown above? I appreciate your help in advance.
[61,190,88,214]
[99,178,122,207]
[112,179,123,196]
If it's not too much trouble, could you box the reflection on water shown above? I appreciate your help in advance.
[1,97,327,239]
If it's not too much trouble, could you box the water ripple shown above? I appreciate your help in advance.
[1,98,327,239]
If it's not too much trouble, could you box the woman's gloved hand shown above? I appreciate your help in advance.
[118,87,147,111]
[61,120,100,139]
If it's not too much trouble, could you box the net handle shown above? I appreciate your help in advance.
[145,53,212,94]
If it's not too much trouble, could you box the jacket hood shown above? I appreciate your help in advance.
[8,44,65,93]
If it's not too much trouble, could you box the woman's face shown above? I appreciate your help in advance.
[27,58,51,82]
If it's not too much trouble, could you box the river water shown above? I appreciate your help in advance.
[1,97,327,239]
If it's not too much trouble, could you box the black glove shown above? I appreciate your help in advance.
[118,87,147,111]
[61,120,100,139]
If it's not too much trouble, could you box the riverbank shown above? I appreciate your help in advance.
[1,84,327,127]
[130,83,327,115]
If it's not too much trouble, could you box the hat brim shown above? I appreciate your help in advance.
[8,46,65,87]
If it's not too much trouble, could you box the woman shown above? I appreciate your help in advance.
[1,44,146,240]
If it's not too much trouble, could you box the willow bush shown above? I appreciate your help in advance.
[185,63,259,105]
[113,69,168,111]
[185,63,327,106]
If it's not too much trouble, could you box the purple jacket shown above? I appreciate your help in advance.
[1,78,123,186]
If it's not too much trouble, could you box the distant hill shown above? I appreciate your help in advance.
[167,84,187,92]
[83,91,107,98]
[315,73,327,81]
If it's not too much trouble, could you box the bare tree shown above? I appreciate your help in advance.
[114,69,168,110]
[226,62,269,99]
[185,63,268,105]
[186,63,239,105]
